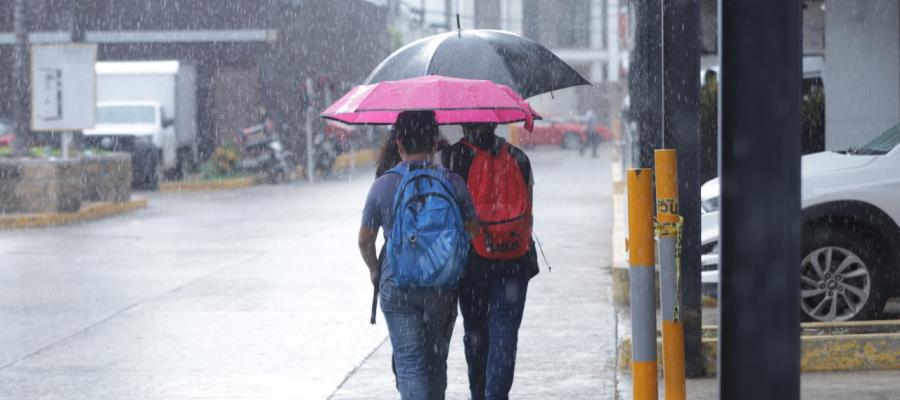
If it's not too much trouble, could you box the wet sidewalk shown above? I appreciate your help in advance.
[329,148,620,399]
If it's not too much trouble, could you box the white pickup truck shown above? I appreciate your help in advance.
[701,122,900,322]
[83,61,197,186]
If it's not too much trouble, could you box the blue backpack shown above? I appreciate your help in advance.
[386,163,470,289]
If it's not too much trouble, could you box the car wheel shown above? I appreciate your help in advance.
[561,132,581,150]
[800,226,888,322]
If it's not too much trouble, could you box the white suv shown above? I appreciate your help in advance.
[701,122,900,322]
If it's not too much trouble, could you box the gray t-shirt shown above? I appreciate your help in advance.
[361,161,476,284]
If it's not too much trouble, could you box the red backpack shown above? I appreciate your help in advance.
[460,140,532,260]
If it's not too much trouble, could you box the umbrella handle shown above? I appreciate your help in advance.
[456,14,461,36]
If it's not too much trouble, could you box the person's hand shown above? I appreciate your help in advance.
[369,268,379,287]
[436,135,450,151]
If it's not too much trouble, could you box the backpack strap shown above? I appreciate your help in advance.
[458,138,480,152]
[460,137,511,156]
[385,163,409,177]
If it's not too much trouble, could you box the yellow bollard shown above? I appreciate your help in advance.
[655,149,686,400]
[627,168,658,400]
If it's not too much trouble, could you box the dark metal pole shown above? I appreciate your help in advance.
[662,0,702,378]
[72,0,88,42]
[70,0,88,153]
[718,0,801,398]
[11,0,29,156]
[628,0,662,168]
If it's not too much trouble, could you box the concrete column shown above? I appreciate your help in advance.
[663,0,702,378]
[718,0,802,398]
[629,0,662,167]
[607,0,620,82]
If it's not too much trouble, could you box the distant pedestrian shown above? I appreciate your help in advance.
[442,123,540,400]
[358,110,479,400]
[580,110,601,158]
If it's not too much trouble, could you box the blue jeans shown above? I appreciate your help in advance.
[380,280,458,400]
[458,257,531,400]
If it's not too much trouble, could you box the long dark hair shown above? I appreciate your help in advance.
[375,128,401,178]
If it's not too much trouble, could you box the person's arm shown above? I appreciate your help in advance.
[358,226,379,286]
[465,220,481,239]
[513,147,535,204]
[440,144,452,168]
[359,180,385,286]
[450,174,480,238]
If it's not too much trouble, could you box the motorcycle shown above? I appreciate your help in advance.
[237,119,294,183]
[312,130,339,175]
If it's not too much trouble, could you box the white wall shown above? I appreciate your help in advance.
[824,0,900,149]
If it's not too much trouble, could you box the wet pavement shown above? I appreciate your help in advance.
[1,167,387,398]
[4,145,896,399]
[0,147,619,399]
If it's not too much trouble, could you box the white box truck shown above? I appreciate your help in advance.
[84,60,198,184]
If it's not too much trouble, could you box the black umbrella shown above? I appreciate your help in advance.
[366,29,591,99]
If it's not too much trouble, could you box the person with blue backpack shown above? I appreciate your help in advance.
[358,110,479,400]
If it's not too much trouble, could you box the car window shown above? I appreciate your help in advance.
[96,106,157,124]
[860,122,900,154]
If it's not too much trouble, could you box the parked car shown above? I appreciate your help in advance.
[701,122,900,321]
[511,118,611,149]
[0,118,13,147]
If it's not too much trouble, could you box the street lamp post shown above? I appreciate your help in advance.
[11,0,29,157]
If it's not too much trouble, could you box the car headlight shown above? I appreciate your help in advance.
[701,196,719,214]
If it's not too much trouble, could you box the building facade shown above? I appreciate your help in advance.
[0,0,388,160]
[385,0,629,120]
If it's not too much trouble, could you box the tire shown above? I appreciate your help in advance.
[561,132,582,150]
[164,147,193,181]
[131,142,160,191]
[800,225,889,322]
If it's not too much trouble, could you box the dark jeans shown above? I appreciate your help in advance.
[579,131,601,158]
[459,256,532,400]
[380,279,458,400]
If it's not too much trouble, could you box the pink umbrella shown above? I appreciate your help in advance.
[320,75,539,131]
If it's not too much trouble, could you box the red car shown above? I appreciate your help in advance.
[0,118,13,147]
[0,134,13,147]
[512,119,611,149]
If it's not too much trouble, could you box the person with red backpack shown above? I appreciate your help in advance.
[441,123,540,400]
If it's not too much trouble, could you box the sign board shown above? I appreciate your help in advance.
[30,44,97,131]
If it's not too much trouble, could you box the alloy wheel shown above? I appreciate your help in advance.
[800,246,872,322]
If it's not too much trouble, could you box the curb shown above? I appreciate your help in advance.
[159,176,258,192]
[611,166,631,305]
[618,321,900,376]
[0,198,148,230]
[332,148,376,174]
